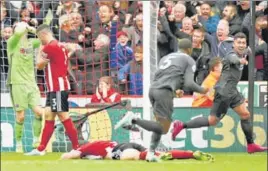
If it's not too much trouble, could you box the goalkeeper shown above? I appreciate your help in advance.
[7,22,44,152]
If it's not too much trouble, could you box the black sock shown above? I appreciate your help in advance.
[241,119,254,144]
[149,133,162,152]
[184,117,210,128]
[133,118,163,134]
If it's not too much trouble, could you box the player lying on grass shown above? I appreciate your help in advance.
[7,21,44,152]
[60,140,214,162]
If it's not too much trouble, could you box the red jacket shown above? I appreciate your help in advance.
[91,89,121,103]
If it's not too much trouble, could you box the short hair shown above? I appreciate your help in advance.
[182,17,192,24]
[173,3,186,13]
[209,57,222,71]
[193,28,205,36]
[134,45,143,53]
[234,32,247,40]
[178,38,192,50]
[36,24,51,34]
[226,4,237,16]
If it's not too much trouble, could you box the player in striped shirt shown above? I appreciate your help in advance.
[7,22,44,152]
[25,24,79,156]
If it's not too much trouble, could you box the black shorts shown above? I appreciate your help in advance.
[149,88,174,121]
[210,90,245,119]
[45,91,69,112]
[111,143,146,160]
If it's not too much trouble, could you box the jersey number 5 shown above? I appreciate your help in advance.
[159,56,176,70]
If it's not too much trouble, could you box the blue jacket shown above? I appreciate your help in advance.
[110,21,133,70]
[118,60,143,95]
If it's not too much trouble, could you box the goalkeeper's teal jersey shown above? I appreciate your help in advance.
[7,31,41,85]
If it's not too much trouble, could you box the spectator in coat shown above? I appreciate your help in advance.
[118,45,143,95]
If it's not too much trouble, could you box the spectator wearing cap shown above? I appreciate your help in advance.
[118,45,143,95]
[110,15,133,74]
[91,76,121,103]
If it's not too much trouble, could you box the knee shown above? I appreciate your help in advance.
[208,116,219,126]
[58,113,70,122]
[16,111,25,123]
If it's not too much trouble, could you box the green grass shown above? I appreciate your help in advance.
[1,153,267,171]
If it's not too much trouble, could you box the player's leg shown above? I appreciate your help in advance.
[10,85,28,152]
[55,91,79,150]
[25,93,56,156]
[232,94,268,153]
[29,85,43,148]
[172,92,229,140]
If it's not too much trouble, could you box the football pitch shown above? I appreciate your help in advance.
[1,153,267,171]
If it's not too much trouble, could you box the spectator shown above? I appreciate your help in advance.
[171,3,186,30]
[192,57,222,107]
[91,76,121,103]
[118,45,143,95]
[1,6,12,29]
[123,12,143,49]
[204,19,234,58]
[110,15,134,75]
[196,2,220,34]
[222,4,242,36]
[192,28,211,85]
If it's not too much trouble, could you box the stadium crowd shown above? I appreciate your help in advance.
[0,1,267,96]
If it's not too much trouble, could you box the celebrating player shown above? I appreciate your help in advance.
[7,22,44,152]
[172,32,268,153]
[60,140,214,162]
[114,39,209,162]
[25,24,79,156]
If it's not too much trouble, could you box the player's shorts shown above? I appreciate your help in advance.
[111,143,146,160]
[10,84,41,112]
[45,91,69,112]
[210,90,245,119]
[149,88,174,121]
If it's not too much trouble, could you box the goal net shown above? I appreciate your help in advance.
[0,0,150,153]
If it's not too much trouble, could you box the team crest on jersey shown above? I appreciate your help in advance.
[20,48,32,55]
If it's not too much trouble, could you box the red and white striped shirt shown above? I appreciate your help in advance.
[42,40,70,92]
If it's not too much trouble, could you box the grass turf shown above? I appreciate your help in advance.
[1,152,267,171]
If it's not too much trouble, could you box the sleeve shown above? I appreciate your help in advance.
[113,93,122,103]
[184,59,205,94]
[31,39,41,49]
[118,63,130,80]
[91,94,101,103]
[225,53,240,64]
[42,45,52,60]
[7,24,27,51]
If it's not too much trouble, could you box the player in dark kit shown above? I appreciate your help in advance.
[114,39,209,162]
[25,24,79,156]
[172,32,268,154]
